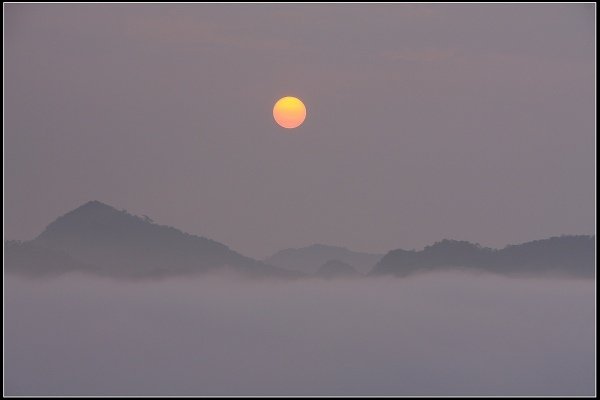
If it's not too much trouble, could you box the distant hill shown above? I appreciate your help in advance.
[370,236,595,278]
[6,201,593,280]
[315,259,362,279]
[7,201,299,279]
[5,240,94,278]
[265,244,383,274]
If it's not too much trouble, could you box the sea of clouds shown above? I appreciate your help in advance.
[4,271,595,396]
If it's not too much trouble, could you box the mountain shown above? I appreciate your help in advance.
[5,240,94,278]
[370,236,595,278]
[265,244,383,274]
[315,259,362,279]
[6,201,593,280]
[8,201,298,279]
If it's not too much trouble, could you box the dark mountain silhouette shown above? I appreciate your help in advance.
[5,240,95,278]
[315,259,362,279]
[6,201,593,280]
[265,244,383,274]
[8,201,299,279]
[370,236,595,278]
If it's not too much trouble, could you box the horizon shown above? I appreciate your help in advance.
[6,198,594,258]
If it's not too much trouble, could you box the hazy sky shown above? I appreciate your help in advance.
[4,4,595,258]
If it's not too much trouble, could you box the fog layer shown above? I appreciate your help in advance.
[5,273,595,396]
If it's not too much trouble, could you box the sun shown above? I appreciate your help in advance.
[273,96,307,129]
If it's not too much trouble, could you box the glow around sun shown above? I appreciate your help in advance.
[273,96,306,129]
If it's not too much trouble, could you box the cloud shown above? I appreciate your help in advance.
[4,272,595,396]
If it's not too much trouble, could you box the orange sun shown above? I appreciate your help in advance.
[273,96,307,129]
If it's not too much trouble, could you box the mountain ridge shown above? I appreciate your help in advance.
[315,259,362,279]
[370,236,595,278]
[5,201,594,280]
[12,200,299,279]
[265,244,383,274]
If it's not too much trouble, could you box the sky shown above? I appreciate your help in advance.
[4,3,596,259]
[5,273,596,396]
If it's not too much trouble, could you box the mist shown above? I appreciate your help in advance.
[5,272,595,396]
